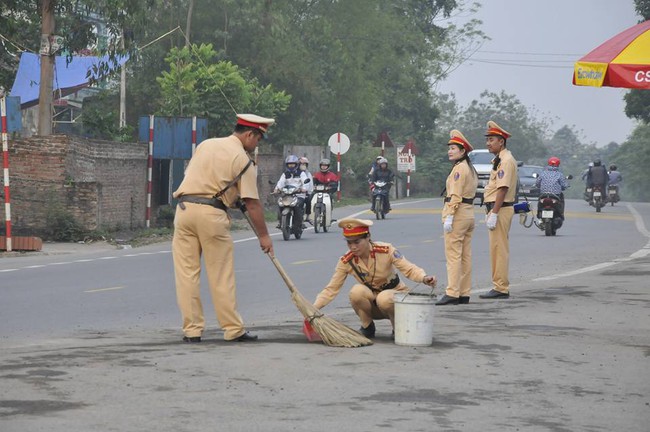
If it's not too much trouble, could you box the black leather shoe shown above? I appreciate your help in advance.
[230,331,258,342]
[182,336,201,343]
[359,322,376,339]
[479,289,510,299]
[459,296,470,304]
[435,294,460,306]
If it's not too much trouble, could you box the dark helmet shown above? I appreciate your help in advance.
[319,158,331,172]
[593,159,602,166]
[609,164,617,171]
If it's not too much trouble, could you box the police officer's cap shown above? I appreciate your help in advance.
[485,120,511,140]
[338,218,373,238]
[448,129,473,152]
[236,114,275,134]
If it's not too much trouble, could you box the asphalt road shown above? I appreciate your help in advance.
[1,198,649,431]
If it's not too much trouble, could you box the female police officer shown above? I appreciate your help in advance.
[436,130,478,305]
[313,218,437,338]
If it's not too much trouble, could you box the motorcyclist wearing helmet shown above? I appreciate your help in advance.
[299,157,314,221]
[608,164,622,186]
[535,156,569,220]
[370,157,394,213]
[586,159,609,197]
[313,158,339,190]
[274,155,310,228]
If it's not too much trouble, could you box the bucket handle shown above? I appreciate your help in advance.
[403,282,436,298]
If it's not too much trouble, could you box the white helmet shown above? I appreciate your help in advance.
[378,157,388,165]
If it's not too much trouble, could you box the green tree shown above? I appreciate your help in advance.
[156,43,290,136]
[610,123,650,202]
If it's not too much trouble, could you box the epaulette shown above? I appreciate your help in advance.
[341,251,355,264]
[372,245,390,254]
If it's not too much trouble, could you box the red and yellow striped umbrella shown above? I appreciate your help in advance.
[573,20,650,89]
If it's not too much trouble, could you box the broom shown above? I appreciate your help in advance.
[239,203,372,348]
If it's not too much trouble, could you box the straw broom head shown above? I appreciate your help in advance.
[290,289,373,348]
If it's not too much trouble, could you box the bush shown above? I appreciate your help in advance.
[43,207,86,242]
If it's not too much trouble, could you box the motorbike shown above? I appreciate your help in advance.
[588,185,607,212]
[310,182,336,233]
[371,180,391,220]
[275,180,309,241]
[607,184,620,206]
[590,185,605,213]
[535,193,564,236]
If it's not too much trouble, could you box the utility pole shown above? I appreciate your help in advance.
[37,0,55,136]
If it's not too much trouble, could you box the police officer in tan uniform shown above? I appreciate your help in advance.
[313,218,437,338]
[480,121,518,299]
[436,130,478,305]
[172,114,274,343]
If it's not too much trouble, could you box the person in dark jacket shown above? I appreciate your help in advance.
[370,157,394,213]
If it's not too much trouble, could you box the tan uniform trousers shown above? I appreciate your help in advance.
[349,284,405,327]
[488,206,514,294]
[444,215,475,298]
[172,203,245,340]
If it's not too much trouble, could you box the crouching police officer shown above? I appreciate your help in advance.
[313,218,437,338]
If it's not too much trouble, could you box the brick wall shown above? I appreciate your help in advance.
[4,135,148,235]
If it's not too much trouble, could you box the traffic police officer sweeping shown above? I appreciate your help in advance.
[172,113,274,343]
[313,218,437,338]
[437,130,478,305]
[480,121,518,299]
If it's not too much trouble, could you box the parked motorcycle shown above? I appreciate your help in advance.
[591,185,605,213]
[607,184,620,206]
[371,180,391,220]
[536,193,563,236]
[310,182,336,233]
[275,180,309,241]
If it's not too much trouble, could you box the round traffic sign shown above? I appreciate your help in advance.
[328,132,350,154]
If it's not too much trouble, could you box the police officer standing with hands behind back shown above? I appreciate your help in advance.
[480,121,518,300]
[172,114,275,343]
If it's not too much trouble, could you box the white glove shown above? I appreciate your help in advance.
[443,215,453,233]
[486,212,498,230]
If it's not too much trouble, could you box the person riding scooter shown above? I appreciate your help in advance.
[535,156,569,220]
[370,157,394,213]
[586,159,608,204]
[312,158,339,193]
[274,155,309,228]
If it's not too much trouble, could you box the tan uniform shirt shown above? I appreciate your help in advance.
[314,242,427,309]
[172,135,258,207]
[483,148,518,203]
[442,160,478,220]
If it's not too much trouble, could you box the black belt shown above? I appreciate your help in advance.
[484,201,514,212]
[177,195,228,211]
[444,197,474,205]
[375,276,400,292]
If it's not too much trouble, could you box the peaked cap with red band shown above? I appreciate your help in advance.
[484,120,511,139]
[236,113,275,134]
[338,218,373,237]
[448,129,473,152]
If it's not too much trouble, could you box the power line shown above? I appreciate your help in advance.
[476,49,582,57]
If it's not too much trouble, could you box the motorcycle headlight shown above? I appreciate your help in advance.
[280,196,293,206]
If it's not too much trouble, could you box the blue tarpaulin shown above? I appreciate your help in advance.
[10,52,128,108]
[138,116,209,160]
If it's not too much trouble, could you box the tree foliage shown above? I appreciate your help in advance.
[610,124,650,202]
[156,43,290,136]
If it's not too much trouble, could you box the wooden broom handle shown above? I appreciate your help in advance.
[239,203,299,295]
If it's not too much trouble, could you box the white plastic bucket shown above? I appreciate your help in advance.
[394,292,435,346]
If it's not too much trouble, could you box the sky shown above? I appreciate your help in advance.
[437,0,643,146]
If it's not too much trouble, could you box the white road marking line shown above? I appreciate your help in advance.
[84,286,126,293]
[0,269,18,273]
